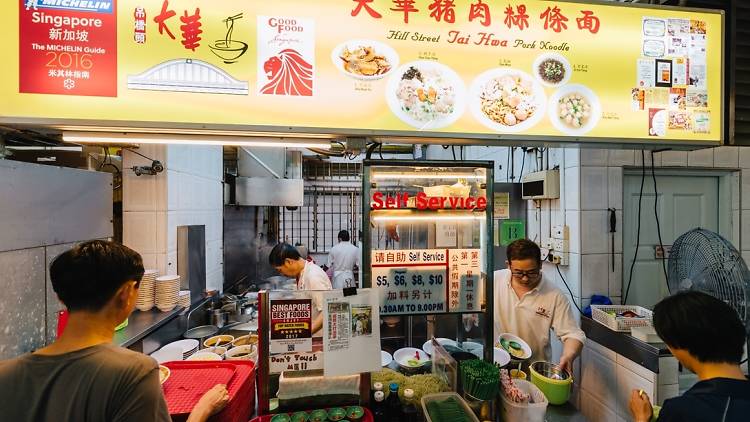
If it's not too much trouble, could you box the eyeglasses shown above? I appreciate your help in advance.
[510,269,541,279]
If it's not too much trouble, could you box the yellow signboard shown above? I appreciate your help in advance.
[0,0,723,144]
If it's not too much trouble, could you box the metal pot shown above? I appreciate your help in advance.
[210,309,230,328]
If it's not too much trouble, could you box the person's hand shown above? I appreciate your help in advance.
[629,389,653,422]
[558,353,574,375]
[196,384,229,416]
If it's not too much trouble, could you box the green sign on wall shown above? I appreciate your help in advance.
[500,220,526,247]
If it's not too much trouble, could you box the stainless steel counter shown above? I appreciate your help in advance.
[114,307,184,348]
[581,316,670,373]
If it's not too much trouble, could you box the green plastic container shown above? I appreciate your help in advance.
[529,362,572,405]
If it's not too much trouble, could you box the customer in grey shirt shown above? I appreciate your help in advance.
[0,240,228,422]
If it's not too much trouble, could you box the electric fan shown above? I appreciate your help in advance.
[667,228,750,362]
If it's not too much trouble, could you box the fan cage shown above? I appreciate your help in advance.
[668,228,750,332]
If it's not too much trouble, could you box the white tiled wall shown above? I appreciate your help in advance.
[123,145,224,291]
[465,145,745,309]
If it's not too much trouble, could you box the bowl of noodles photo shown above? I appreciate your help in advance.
[331,39,399,81]
[548,84,601,136]
[386,60,466,130]
[470,68,547,133]
[532,53,571,88]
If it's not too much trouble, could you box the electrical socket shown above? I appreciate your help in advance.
[558,252,569,266]
[548,251,570,266]
[552,225,569,240]
[552,238,569,253]
[541,239,553,249]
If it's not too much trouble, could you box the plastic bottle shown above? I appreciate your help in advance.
[386,383,402,422]
[401,388,418,422]
[373,391,387,422]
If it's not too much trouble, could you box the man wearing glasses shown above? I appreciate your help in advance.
[494,239,585,373]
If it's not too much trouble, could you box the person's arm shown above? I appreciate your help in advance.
[551,292,586,374]
[559,338,583,374]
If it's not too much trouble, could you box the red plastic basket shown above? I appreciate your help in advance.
[251,407,373,422]
[163,360,256,422]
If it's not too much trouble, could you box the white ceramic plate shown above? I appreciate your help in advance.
[422,338,457,356]
[165,339,199,355]
[497,333,533,360]
[493,347,511,367]
[469,68,546,133]
[331,39,399,81]
[386,60,467,130]
[393,347,429,369]
[532,52,572,88]
[150,345,183,363]
[548,84,601,136]
[381,350,393,367]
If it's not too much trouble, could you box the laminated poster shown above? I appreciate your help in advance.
[270,299,313,354]
[322,288,381,377]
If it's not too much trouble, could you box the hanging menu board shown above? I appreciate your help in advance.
[1,0,722,145]
[372,248,482,315]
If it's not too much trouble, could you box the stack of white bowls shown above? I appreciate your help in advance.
[136,270,158,311]
[178,290,191,309]
[155,275,180,312]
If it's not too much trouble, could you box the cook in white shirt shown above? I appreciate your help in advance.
[269,242,332,335]
[326,230,360,289]
[494,239,585,373]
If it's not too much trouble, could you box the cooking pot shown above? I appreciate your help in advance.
[210,309,230,328]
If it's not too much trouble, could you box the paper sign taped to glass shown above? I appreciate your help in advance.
[322,288,381,377]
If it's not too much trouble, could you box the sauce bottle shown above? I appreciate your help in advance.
[373,390,387,422]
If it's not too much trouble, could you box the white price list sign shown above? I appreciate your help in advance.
[372,249,482,315]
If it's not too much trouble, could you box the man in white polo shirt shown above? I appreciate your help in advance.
[494,239,585,373]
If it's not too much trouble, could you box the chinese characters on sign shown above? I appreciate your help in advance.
[372,249,483,315]
[133,7,146,44]
[18,0,117,96]
[351,0,600,33]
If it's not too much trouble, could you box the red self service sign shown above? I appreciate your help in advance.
[19,0,117,97]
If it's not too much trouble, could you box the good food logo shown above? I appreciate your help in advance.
[267,17,304,34]
[27,0,114,14]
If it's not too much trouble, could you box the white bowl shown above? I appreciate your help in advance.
[422,338,457,356]
[381,350,393,367]
[494,347,511,367]
[497,333,533,360]
[203,335,234,348]
[225,344,256,360]
[393,347,429,370]
[464,342,484,359]
[532,52,572,88]
[187,351,222,361]
[548,84,601,136]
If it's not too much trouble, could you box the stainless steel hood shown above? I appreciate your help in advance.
[232,147,303,207]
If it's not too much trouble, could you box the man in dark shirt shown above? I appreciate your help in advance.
[0,240,228,422]
[630,291,750,422]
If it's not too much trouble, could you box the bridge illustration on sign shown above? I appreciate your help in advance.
[127,58,249,95]
[209,13,248,64]
[260,49,314,96]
